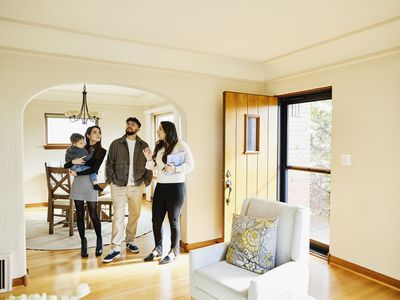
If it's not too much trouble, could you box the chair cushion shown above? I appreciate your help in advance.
[242,198,304,266]
[226,214,278,274]
[194,260,259,300]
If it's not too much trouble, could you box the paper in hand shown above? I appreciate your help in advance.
[166,151,185,166]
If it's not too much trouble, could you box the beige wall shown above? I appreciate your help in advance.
[23,102,145,204]
[0,50,264,278]
[266,51,400,280]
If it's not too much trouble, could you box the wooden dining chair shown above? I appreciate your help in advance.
[97,183,113,222]
[45,162,74,236]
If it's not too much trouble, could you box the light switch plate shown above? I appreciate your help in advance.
[340,154,352,166]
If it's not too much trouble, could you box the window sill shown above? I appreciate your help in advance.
[44,144,69,150]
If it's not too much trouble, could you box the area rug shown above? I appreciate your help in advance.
[25,207,152,250]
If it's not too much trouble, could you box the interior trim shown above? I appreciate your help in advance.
[25,202,47,208]
[12,273,30,287]
[180,238,224,252]
[328,254,400,290]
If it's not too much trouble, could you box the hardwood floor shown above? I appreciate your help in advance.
[3,241,399,300]
[2,205,400,300]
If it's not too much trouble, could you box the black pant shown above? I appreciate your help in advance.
[74,200,102,241]
[152,182,185,256]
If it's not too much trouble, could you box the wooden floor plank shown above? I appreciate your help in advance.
[2,214,400,300]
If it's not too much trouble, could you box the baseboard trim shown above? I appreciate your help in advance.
[12,273,30,287]
[180,238,224,252]
[25,202,47,208]
[328,254,400,290]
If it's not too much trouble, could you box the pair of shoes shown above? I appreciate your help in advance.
[103,249,121,263]
[144,251,161,262]
[159,254,176,265]
[81,238,88,258]
[95,237,103,257]
[126,242,139,253]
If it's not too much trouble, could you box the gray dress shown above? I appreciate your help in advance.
[70,175,98,202]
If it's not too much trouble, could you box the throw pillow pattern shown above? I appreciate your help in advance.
[226,214,279,274]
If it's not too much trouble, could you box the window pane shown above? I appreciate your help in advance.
[287,169,331,245]
[47,116,96,144]
[155,113,174,128]
[287,100,332,169]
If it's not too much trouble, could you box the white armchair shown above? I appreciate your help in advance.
[189,198,310,300]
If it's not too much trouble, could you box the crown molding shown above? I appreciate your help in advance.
[1,16,399,83]
[266,47,400,83]
[263,18,400,81]
[0,17,264,81]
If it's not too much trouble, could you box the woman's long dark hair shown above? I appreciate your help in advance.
[153,121,178,165]
[85,125,103,160]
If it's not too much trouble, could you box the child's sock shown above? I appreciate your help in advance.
[93,184,103,192]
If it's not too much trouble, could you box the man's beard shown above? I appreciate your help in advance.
[126,129,137,136]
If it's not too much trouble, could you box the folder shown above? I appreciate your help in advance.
[167,151,185,166]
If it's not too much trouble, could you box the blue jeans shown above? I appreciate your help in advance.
[70,165,97,183]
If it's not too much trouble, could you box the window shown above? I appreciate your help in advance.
[44,113,97,149]
[279,89,332,255]
[153,112,174,145]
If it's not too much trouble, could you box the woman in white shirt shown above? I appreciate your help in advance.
[143,121,194,264]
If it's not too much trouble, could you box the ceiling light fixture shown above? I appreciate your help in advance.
[64,84,103,124]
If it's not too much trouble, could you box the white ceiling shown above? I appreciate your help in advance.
[1,0,399,80]
[32,84,167,107]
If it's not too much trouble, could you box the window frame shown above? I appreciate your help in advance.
[152,112,174,146]
[44,113,98,150]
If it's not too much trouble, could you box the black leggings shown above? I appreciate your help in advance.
[74,200,101,241]
[152,183,185,256]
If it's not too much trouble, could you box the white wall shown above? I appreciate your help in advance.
[23,102,145,204]
[0,50,264,279]
[266,51,400,280]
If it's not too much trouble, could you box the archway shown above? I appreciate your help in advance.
[22,83,184,253]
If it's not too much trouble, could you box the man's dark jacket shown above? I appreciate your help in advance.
[106,135,153,187]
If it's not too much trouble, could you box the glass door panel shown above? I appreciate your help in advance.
[284,98,332,249]
[287,170,331,245]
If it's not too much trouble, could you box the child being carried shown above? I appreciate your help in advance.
[65,133,103,191]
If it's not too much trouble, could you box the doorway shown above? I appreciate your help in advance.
[22,83,181,251]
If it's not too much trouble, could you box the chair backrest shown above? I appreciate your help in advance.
[240,197,310,267]
[45,162,71,201]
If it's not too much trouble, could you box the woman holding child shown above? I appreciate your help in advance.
[143,121,194,264]
[64,126,106,258]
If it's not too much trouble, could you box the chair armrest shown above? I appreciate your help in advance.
[248,261,309,300]
[189,242,229,273]
[189,242,229,297]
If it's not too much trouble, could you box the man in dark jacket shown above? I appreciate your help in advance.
[103,117,153,263]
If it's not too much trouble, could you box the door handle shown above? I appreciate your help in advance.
[225,179,233,205]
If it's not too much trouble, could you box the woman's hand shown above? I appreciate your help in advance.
[143,147,153,161]
[69,170,77,176]
[163,164,176,174]
[72,156,86,164]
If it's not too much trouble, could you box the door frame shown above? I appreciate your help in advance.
[278,87,332,255]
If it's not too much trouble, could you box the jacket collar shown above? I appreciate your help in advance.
[118,134,143,144]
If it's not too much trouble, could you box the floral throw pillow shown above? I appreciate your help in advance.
[226,213,279,274]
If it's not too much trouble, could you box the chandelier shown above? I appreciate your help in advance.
[64,85,103,124]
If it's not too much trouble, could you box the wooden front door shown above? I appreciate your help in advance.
[223,91,278,240]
